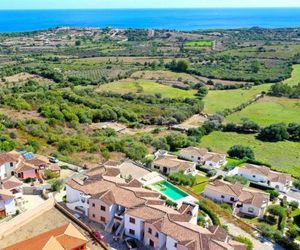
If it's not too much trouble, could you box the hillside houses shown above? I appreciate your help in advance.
[179,147,226,168]
[0,151,57,181]
[234,164,292,192]
[203,180,270,218]
[0,189,16,218]
[65,164,246,250]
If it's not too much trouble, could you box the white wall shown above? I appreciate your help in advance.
[239,204,261,218]
[166,236,178,250]
[238,169,268,183]
[0,165,6,179]
[124,214,144,241]
[66,185,81,203]
[203,187,238,204]
[179,152,202,163]
[4,199,16,215]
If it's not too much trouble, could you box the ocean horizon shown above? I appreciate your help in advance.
[0,8,300,32]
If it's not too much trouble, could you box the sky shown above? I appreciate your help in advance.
[0,0,300,10]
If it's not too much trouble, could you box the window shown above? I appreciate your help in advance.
[252,175,256,178]
[155,232,159,238]
[129,217,135,224]
[101,217,106,223]
[129,229,135,235]
[230,197,235,202]
[248,207,254,213]
[92,203,95,207]
[149,239,154,247]
[174,243,177,247]
[148,228,152,234]
[101,206,106,211]
[92,214,95,218]
[221,195,225,199]
[10,162,13,167]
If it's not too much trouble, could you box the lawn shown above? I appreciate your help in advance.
[283,64,300,86]
[185,40,213,47]
[97,79,197,99]
[226,96,300,126]
[292,208,300,227]
[203,84,272,114]
[199,131,300,176]
[189,175,209,194]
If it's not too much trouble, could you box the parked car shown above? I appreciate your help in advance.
[49,156,59,163]
[125,238,138,250]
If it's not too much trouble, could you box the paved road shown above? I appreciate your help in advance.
[283,190,300,203]
[224,222,284,250]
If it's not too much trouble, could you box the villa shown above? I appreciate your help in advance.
[0,151,51,181]
[3,223,87,250]
[203,180,270,218]
[65,164,246,250]
[179,147,226,168]
[152,150,197,176]
[235,164,292,193]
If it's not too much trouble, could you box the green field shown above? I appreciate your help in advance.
[97,80,197,99]
[283,64,300,86]
[199,131,300,176]
[185,40,213,47]
[203,84,272,114]
[226,96,300,126]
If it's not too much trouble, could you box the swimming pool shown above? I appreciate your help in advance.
[150,181,188,201]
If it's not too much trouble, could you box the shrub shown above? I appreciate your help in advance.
[198,201,221,226]
[227,145,255,160]
[224,175,249,185]
[290,201,299,210]
[234,236,254,250]
[258,123,289,142]
[266,189,279,201]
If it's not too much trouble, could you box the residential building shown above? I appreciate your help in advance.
[3,223,87,250]
[0,189,16,217]
[0,152,20,180]
[65,165,246,250]
[236,164,292,192]
[152,150,197,176]
[2,176,23,199]
[0,151,50,181]
[203,180,270,218]
[179,147,226,168]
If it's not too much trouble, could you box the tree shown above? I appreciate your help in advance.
[266,189,279,201]
[267,204,286,217]
[250,60,260,73]
[258,123,289,142]
[227,145,255,160]
[75,40,81,46]
[165,132,189,151]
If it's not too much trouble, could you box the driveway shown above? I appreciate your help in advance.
[224,222,283,250]
[283,190,300,203]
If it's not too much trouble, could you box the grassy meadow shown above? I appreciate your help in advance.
[185,40,213,47]
[283,64,300,86]
[226,96,300,126]
[199,131,300,176]
[97,80,197,99]
[203,84,272,114]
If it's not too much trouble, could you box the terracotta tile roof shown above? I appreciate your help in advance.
[180,147,209,158]
[0,152,19,166]
[2,176,23,190]
[205,180,270,208]
[153,155,195,171]
[203,152,226,163]
[242,164,291,184]
[15,162,37,173]
[205,180,243,197]
[24,158,48,167]
[4,223,87,250]
[48,164,61,172]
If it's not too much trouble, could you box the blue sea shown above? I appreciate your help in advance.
[0,8,300,32]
